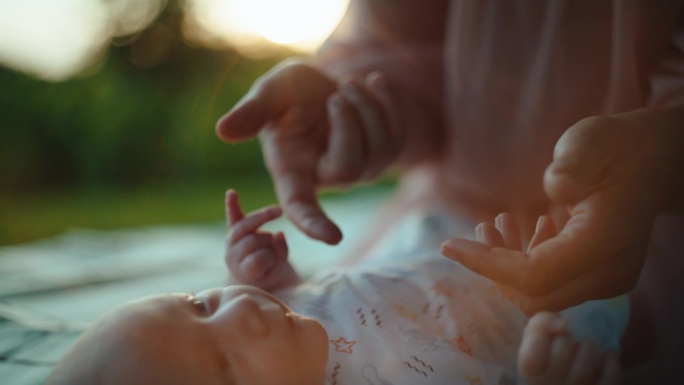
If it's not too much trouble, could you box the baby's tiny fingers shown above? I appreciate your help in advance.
[225,189,245,226]
[239,249,277,280]
[273,231,289,261]
[227,233,273,265]
[229,206,283,243]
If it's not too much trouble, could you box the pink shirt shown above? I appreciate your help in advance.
[398,0,684,221]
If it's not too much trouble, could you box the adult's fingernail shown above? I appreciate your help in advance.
[441,238,490,255]
[305,218,342,245]
[367,72,387,91]
[495,214,504,229]
[342,79,362,95]
[535,216,546,233]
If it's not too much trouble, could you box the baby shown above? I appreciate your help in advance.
[47,190,626,385]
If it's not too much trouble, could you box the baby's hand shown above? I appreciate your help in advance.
[224,189,300,291]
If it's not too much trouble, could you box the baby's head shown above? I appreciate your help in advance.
[48,285,328,385]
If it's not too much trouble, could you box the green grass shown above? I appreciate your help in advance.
[0,175,278,246]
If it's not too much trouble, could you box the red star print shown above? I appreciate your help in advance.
[454,335,472,355]
[330,337,356,354]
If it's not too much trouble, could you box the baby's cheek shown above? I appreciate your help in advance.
[296,317,329,381]
[305,317,329,356]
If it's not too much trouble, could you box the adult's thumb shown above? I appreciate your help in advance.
[544,117,611,204]
[215,97,270,143]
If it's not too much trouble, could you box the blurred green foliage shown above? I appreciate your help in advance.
[0,1,292,245]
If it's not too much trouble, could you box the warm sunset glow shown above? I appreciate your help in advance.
[0,0,163,81]
[184,0,349,54]
[0,0,349,81]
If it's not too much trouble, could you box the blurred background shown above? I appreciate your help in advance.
[0,0,352,246]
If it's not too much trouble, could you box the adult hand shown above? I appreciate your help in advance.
[224,189,300,291]
[216,59,404,244]
[441,107,684,314]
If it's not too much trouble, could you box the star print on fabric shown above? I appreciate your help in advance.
[330,337,356,354]
[454,335,472,355]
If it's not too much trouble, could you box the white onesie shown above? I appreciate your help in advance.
[280,210,629,385]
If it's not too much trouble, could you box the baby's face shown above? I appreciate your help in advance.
[84,285,328,385]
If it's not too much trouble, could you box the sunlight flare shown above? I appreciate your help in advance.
[184,0,349,54]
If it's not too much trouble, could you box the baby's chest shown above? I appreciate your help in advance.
[324,326,518,385]
[321,305,520,385]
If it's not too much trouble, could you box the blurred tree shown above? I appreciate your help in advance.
[0,0,289,196]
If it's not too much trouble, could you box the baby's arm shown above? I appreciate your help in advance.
[224,190,300,292]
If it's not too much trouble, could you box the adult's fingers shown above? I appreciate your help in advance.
[441,239,531,288]
[527,215,557,253]
[339,79,393,180]
[443,229,640,314]
[317,93,365,185]
[217,61,335,143]
[274,171,342,244]
[479,213,555,252]
[499,251,640,314]
[442,204,620,297]
[495,213,522,250]
[216,81,283,143]
[228,205,282,243]
[367,71,403,146]
[476,221,504,247]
